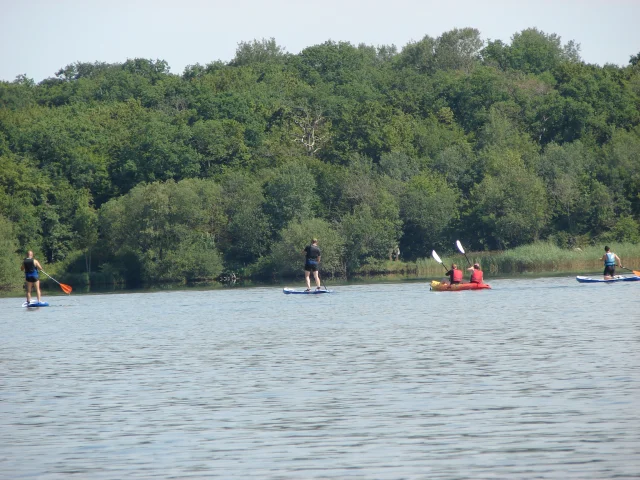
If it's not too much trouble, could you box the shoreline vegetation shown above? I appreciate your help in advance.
[2,29,640,293]
[4,242,640,298]
[355,242,640,278]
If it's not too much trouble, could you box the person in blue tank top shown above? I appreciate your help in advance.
[601,246,622,279]
[21,250,43,304]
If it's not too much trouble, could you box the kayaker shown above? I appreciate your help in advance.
[302,238,322,291]
[21,250,43,304]
[445,264,463,285]
[601,246,622,279]
[467,263,484,284]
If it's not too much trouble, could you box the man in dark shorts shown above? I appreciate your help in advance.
[601,246,622,279]
[303,238,322,291]
[21,250,43,304]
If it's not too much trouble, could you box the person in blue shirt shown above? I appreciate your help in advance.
[601,246,622,279]
[21,250,43,304]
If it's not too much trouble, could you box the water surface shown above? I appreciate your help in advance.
[1,277,639,479]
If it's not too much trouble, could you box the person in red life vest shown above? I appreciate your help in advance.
[467,263,483,284]
[445,264,463,285]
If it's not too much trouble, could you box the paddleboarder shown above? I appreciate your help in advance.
[21,250,43,304]
[601,246,622,279]
[303,238,322,291]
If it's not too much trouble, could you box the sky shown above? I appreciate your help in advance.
[1,0,639,82]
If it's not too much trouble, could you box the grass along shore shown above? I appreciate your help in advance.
[355,242,640,278]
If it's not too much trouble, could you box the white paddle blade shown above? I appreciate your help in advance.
[456,240,465,254]
[432,250,442,264]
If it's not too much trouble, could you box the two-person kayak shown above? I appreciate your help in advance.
[576,275,640,283]
[430,280,491,291]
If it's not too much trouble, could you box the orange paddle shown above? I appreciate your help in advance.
[41,269,73,294]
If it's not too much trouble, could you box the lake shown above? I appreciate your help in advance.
[1,277,639,479]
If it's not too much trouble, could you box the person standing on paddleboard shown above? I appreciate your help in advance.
[445,264,463,285]
[303,238,322,291]
[21,250,43,304]
[601,246,622,279]
[467,263,484,284]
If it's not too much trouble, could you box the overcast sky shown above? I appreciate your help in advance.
[1,0,639,82]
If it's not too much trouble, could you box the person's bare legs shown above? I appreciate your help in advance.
[305,271,312,290]
[26,281,32,303]
[313,271,321,289]
[34,280,41,302]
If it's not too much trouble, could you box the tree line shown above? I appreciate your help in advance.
[1,28,639,288]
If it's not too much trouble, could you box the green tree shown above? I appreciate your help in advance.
[468,168,548,249]
[99,180,224,283]
[0,214,21,290]
[399,174,459,259]
[339,183,402,271]
[396,35,437,73]
[508,28,580,74]
[266,218,345,277]
[73,190,99,276]
[230,38,287,66]
[263,162,317,233]
[219,171,271,268]
[602,215,640,243]
[191,119,249,174]
[434,28,483,72]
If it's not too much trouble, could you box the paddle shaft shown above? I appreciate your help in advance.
[456,240,473,267]
[620,266,640,276]
[320,268,328,291]
[40,269,72,294]
[40,269,61,285]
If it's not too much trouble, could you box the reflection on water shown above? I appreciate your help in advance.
[1,277,639,479]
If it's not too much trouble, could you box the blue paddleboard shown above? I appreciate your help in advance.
[576,275,640,283]
[283,288,333,294]
[22,301,50,307]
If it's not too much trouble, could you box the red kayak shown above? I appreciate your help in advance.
[430,280,491,291]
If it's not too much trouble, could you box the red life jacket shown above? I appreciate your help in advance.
[452,269,463,282]
[470,269,483,283]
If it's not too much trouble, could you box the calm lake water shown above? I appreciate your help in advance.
[1,277,639,479]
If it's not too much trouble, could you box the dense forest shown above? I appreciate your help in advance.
[1,28,640,288]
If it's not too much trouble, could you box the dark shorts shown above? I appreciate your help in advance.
[604,265,616,276]
[304,260,318,272]
[25,273,39,283]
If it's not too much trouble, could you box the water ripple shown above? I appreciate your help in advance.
[1,277,639,479]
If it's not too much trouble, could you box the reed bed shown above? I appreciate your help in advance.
[355,242,640,278]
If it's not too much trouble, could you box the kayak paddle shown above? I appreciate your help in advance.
[431,250,449,272]
[455,240,472,267]
[41,269,73,294]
